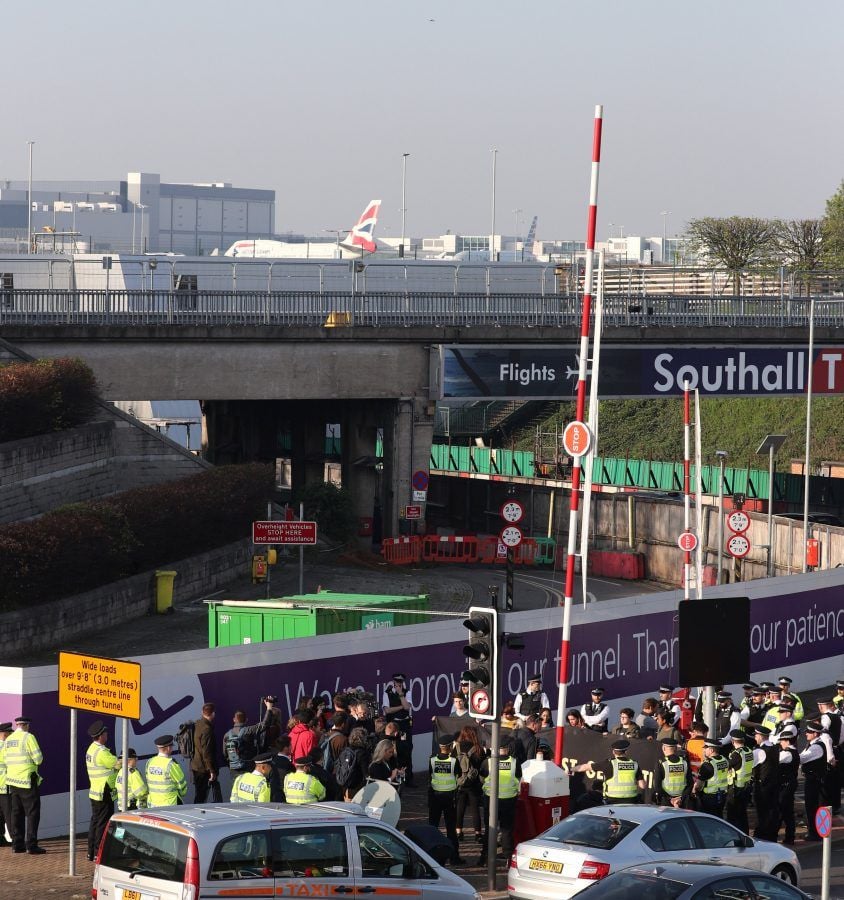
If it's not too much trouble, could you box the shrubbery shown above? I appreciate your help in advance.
[294,481,357,543]
[0,463,273,610]
[0,358,99,442]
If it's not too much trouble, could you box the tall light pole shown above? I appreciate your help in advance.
[400,152,410,254]
[490,148,498,261]
[716,450,727,583]
[27,140,35,254]
[608,222,624,239]
[661,210,671,262]
[756,434,787,578]
[138,204,147,253]
[803,298,815,572]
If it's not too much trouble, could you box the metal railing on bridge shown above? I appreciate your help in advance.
[3,290,844,329]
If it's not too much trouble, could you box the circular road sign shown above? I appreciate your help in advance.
[727,510,750,534]
[471,689,491,715]
[563,421,592,457]
[411,469,429,492]
[500,500,524,524]
[816,805,832,839]
[500,525,523,548]
[727,534,751,559]
[677,531,698,552]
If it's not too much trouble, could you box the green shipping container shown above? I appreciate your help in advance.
[207,591,429,648]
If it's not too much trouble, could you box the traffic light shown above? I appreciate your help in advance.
[462,606,499,720]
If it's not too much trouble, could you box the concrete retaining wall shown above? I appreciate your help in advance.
[0,415,206,524]
[586,492,844,583]
[0,537,252,655]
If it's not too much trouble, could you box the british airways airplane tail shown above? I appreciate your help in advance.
[342,199,381,254]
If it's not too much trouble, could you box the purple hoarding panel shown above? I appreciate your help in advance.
[17,584,844,797]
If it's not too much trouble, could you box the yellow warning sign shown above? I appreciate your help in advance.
[58,651,142,720]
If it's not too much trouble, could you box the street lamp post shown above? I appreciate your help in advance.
[756,434,787,577]
[138,204,147,254]
[26,140,35,254]
[400,153,410,256]
[608,222,624,239]
[490,148,498,262]
[716,450,727,583]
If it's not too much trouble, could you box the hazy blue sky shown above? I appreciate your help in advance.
[3,1,843,240]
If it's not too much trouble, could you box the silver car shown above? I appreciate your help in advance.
[507,805,801,900]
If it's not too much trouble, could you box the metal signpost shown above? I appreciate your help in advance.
[500,500,523,612]
[58,652,141,876]
[816,806,832,900]
[253,511,317,594]
[727,495,750,581]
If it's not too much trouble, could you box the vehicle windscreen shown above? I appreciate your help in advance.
[541,815,637,850]
[577,872,689,899]
[100,820,188,882]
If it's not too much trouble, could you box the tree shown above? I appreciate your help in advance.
[775,219,824,295]
[685,217,778,294]
[775,219,823,269]
[821,179,844,268]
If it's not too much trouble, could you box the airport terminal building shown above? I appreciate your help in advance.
[0,171,275,255]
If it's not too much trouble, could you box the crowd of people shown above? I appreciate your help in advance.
[1,672,841,861]
[0,674,418,857]
[557,675,843,845]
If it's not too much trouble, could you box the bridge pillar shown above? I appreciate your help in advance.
[382,397,435,538]
[341,403,383,551]
[291,411,329,490]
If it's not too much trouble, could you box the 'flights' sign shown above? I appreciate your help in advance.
[441,345,844,399]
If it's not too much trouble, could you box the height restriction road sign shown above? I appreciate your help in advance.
[727,534,751,558]
[727,510,750,534]
[500,525,523,547]
[500,500,524,523]
[562,421,592,457]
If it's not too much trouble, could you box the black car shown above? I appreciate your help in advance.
[577,861,810,900]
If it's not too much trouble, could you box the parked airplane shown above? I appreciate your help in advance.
[221,200,382,259]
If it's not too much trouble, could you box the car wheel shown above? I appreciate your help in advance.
[771,864,797,885]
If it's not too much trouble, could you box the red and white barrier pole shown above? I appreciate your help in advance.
[683,379,691,601]
[554,105,603,765]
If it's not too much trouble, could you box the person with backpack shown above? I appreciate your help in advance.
[320,713,349,774]
[309,747,340,801]
[222,706,270,779]
[190,702,219,803]
[454,738,484,845]
[428,733,463,864]
[335,727,369,800]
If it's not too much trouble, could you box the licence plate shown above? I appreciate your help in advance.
[529,858,563,874]
[121,889,144,900]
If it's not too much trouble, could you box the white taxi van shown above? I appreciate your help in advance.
[92,802,478,900]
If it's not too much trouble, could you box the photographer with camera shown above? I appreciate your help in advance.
[383,673,415,787]
[261,695,283,751]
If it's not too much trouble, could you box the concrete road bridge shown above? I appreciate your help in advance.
[2,278,843,540]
